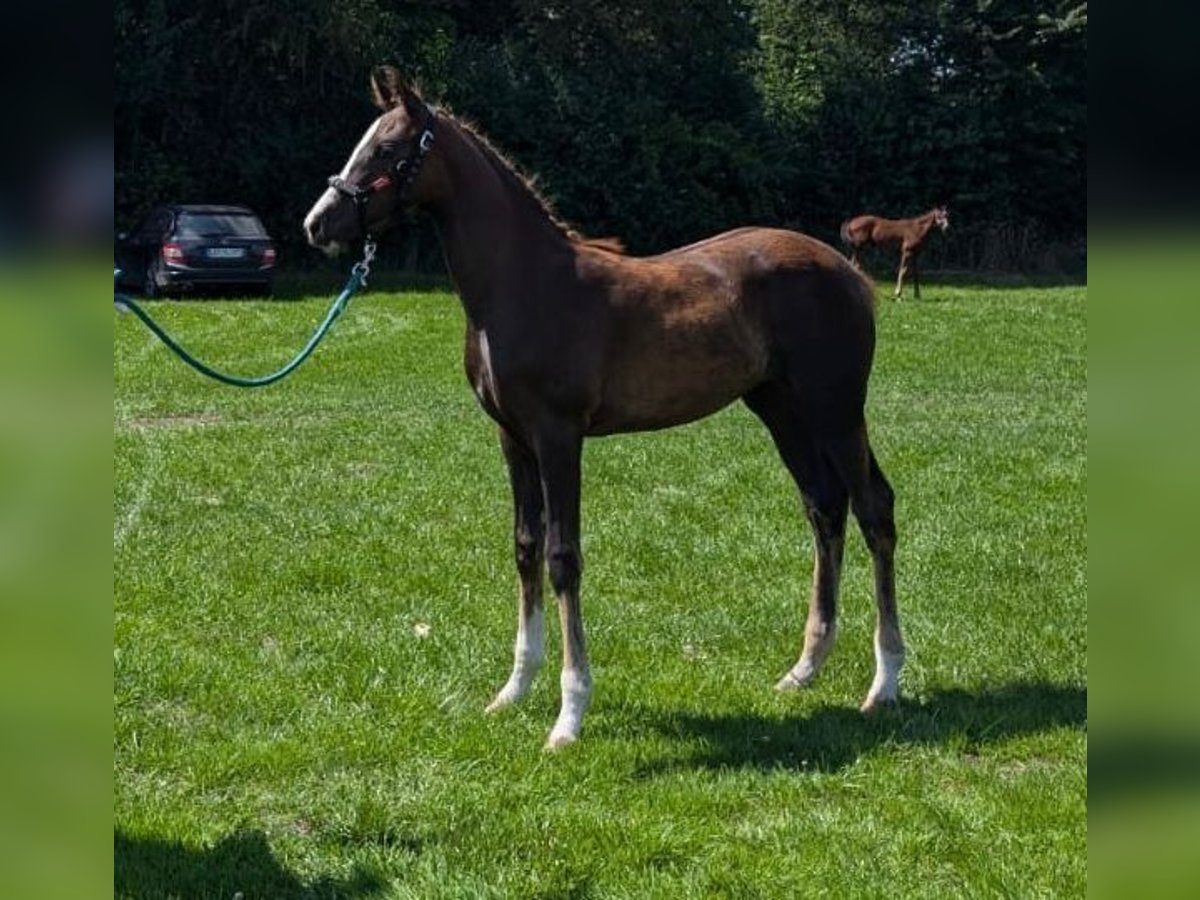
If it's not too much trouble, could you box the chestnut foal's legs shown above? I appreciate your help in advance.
[747,385,904,708]
[894,248,912,300]
[744,386,849,689]
[533,428,590,749]
[487,425,592,747]
[833,427,905,709]
[778,493,849,690]
[486,429,546,713]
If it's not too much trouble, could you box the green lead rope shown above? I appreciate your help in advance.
[114,242,375,388]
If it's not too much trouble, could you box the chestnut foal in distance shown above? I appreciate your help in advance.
[841,207,949,300]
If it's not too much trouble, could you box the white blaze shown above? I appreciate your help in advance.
[303,116,384,243]
[339,116,384,179]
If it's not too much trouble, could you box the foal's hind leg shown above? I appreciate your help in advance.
[778,492,849,690]
[831,426,905,710]
[744,386,849,690]
[486,428,546,713]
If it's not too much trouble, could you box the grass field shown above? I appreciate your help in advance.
[114,278,1086,898]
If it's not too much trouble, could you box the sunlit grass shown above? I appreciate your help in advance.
[115,279,1086,897]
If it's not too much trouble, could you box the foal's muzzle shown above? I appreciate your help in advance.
[303,215,324,247]
[325,175,382,242]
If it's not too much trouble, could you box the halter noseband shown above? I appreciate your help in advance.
[327,106,436,239]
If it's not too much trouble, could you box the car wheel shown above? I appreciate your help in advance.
[143,261,160,299]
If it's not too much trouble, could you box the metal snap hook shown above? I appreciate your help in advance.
[353,238,377,285]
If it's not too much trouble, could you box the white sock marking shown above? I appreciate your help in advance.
[486,606,544,712]
[863,631,904,708]
[546,667,591,748]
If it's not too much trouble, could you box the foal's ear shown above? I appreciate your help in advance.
[370,65,423,114]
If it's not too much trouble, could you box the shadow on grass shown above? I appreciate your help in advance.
[114,828,385,899]
[634,681,1085,776]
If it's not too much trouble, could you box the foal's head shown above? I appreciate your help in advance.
[932,206,950,232]
[303,66,438,253]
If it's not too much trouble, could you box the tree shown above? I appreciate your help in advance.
[115,0,1086,270]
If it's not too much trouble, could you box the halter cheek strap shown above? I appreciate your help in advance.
[327,106,437,239]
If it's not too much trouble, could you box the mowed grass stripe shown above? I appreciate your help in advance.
[115,281,1086,898]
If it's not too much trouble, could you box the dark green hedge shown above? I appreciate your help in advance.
[116,0,1086,272]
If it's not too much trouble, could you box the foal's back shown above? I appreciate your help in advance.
[576,227,875,435]
[844,215,906,247]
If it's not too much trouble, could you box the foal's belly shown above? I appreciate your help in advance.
[587,385,750,435]
[587,317,769,435]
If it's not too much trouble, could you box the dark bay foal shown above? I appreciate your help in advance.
[304,67,905,748]
[840,208,949,300]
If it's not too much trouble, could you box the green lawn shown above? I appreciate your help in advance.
[114,279,1086,898]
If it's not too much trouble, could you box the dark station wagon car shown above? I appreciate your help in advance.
[115,204,277,297]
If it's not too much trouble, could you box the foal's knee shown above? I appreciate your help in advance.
[803,494,848,539]
[515,529,542,577]
[546,542,582,595]
[863,517,896,557]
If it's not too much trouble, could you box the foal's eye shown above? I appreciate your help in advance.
[374,143,398,159]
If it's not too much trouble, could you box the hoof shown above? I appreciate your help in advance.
[774,671,815,692]
[774,657,821,692]
[485,675,532,714]
[484,694,514,715]
[544,729,579,751]
[859,691,899,713]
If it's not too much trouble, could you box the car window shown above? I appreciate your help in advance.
[175,213,267,239]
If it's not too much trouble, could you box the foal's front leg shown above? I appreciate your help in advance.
[485,429,546,713]
[534,429,590,749]
[894,249,911,300]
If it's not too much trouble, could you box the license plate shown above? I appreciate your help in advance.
[206,247,245,259]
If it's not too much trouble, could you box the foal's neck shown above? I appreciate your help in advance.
[426,119,573,325]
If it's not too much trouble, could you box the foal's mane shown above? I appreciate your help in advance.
[439,108,626,255]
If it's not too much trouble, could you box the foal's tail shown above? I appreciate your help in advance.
[839,219,854,248]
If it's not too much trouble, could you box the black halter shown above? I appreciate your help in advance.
[327,106,436,239]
